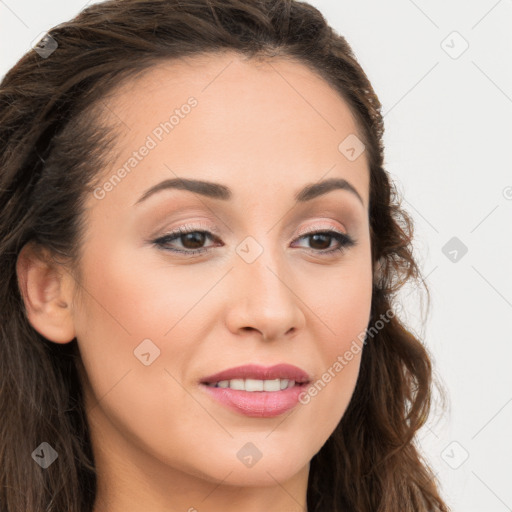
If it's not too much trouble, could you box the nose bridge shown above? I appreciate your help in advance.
[239,239,289,300]
[226,231,305,338]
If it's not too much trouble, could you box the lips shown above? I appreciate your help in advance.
[199,363,312,418]
[200,363,311,385]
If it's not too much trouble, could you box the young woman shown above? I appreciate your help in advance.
[0,0,449,510]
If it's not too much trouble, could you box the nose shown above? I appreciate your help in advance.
[224,246,306,341]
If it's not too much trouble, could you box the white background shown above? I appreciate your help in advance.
[1,1,511,511]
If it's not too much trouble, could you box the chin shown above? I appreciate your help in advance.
[179,448,310,487]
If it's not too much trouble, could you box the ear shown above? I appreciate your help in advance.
[16,241,76,344]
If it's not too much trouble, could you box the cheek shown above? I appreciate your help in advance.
[73,248,207,463]
[74,243,206,340]
[72,247,180,409]
[72,241,218,408]
[297,256,372,433]
[306,250,373,354]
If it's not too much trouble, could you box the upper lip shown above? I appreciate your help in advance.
[200,364,311,384]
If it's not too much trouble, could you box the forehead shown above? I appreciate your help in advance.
[89,52,369,212]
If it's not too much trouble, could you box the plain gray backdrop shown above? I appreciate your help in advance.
[1,1,511,510]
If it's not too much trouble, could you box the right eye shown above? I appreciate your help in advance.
[153,226,222,255]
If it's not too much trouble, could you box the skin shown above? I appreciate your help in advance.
[17,52,373,512]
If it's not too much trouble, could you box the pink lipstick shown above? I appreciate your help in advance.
[199,363,311,418]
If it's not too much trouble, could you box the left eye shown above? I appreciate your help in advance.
[153,228,356,256]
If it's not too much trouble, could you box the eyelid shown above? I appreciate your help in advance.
[160,221,220,237]
[294,222,347,238]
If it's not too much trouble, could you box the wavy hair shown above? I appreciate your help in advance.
[0,0,449,510]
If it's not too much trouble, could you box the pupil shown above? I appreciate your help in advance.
[310,233,330,250]
[182,232,205,249]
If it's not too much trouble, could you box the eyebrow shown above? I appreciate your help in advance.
[134,177,364,206]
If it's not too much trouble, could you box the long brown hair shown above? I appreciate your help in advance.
[0,0,450,510]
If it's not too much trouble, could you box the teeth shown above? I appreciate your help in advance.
[279,379,289,390]
[229,379,244,390]
[208,378,296,391]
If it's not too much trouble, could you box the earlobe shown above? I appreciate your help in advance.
[16,242,76,344]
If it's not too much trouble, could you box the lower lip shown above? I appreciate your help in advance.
[200,383,308,418]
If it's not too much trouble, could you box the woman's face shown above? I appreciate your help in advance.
[69,53,373,503]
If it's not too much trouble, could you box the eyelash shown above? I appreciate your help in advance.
[152,224,356,257]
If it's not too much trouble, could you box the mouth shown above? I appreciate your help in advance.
[198,363,311,417]
[202,378,309,391]
[199,363,311,389]
[199,379,311,418]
